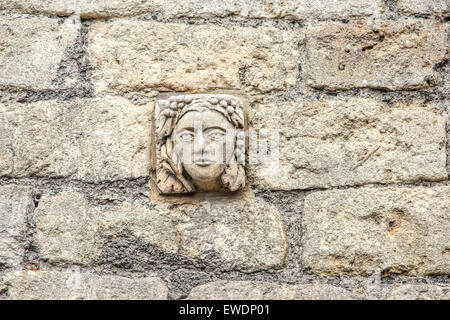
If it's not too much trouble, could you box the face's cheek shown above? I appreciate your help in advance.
[174,138,194,164]
[206,141,222,163]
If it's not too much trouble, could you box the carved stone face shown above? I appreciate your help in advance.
[173,109,234,186]
[153,94,246,194]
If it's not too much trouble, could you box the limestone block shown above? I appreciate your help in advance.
[0,0,385,20]
[249,99,447,190]
[302,186,450,276]
[387,283,450,300]
[188,280,360,299]
[188,280,450,300]
[88,20,299,93]
[0,186,33,268]
[306,19,447,90]
[35,189,287,272]
[158,0,385,20]
[397,0,449,15]
[0,17,79,91]
[0,97,150,182]
[4,270,167,300]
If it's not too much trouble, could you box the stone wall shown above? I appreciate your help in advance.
[0,1,449,300]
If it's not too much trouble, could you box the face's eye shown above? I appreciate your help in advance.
[205,129,226,142]
[176,130,194,142]
[181,133,193,142]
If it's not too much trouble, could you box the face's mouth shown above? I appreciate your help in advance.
[194,159,214,167]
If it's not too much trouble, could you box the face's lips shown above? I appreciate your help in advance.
[195,159,214,166]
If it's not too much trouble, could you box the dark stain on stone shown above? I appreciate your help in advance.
[94,229,230,273]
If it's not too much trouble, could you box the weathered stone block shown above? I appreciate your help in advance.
[387,284,450,300]
[0,281,6,295]
[0,186,32,268]
[252,0,385,20]
[447,105,450,175]
[0,0,154,17]
[149,0,384,20]
[303,186,450,276]
[0,17,79,91]
[187,280,450,300]
[4,270,167,300]
[249,99,447,190]
[0,0,385,20]
[88,20,299,93]
[397,0,449,15]
[306,19,447,90]
[188,280,360,299]
[0,97,149,182]
[35,189,287,272]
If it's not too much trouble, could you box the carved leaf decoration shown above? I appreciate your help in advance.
[166,138,172,156]
[222,164,245,192]
[155,116,165,137]
[232,110,244,128]
[156,134,195,194]
[155,115,165,135]
[157,116,173,139]
[156,164,185,194]
[162,162,174,174]
[165,138,175,170]
[155,168,172,192]
[173,181,184,193]
[235,107,244,123]
[170,145,183,174]
[156,168,168,185]
[160,144,168,160]
[235,165,246,190]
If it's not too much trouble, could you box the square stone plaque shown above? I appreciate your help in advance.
[151,94,246,194]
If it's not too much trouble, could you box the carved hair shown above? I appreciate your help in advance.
[154,94,245,194]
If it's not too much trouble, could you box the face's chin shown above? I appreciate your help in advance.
[183,163,226,182]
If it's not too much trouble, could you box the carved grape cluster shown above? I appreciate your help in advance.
[157,95,244,136]
[235,130,245,164]
[205,96,245,129]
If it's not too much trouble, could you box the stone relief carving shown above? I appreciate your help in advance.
[152,94,246,194]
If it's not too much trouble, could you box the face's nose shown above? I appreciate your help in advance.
[193,130,204,154]
[193,121,210,161]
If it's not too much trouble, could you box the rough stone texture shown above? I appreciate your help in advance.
[447,104,450,176]
[0,186,32,268]
[0,16,79,91]
[303,186,450,276]
[249,99,447,190]
[306,19,448,91]
[162,0,385,20]
[0,97,150,182]
[4,270,167,300]
[188,280,360,299]
[0,0,449,302]
[397,0,449,16]
[0,0,385,20]
[387,284,450,300]
[188,281,450,300]
[0,281,6,295]
[0,0,149,18]
[88,20,299,94]
[35,188,287,272]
